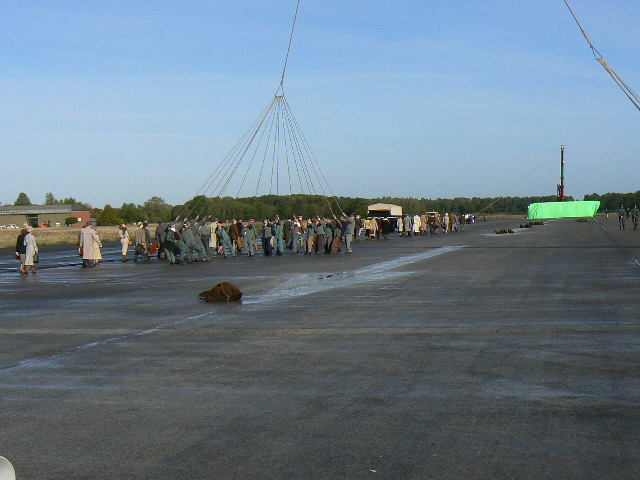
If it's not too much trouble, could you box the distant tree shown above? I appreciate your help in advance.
[118,203,145,223]
[96,204,121,226]
[14,192,32,206]
[45,192,57,205]
[64,216,79,226]
[142,196,173,223]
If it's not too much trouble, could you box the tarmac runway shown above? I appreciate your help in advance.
[1,217,638,479]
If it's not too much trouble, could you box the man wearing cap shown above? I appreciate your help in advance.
[315,216,326,254]
[291,216,303,254]
[273,217,285,255]
[155,221,168,259]
[242,220,256,257]
[216,223,234,258]
[344,213,356,253]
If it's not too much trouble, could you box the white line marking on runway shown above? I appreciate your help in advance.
[0,246,464,372]
[243,245,465,306]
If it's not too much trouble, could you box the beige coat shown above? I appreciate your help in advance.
[79,226,102,260]
[24,233,38,266]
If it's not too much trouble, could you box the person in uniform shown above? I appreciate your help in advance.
[262,218,273,256]
[291,217,303,254]
[323,218,333,254]
[304,218,316,254]
[315,216,326,254]
[155,221,168,259]
[273,218,285,255]
[179,221,197,262]
[344,214,356,253]
[216,223,234,258]
[164,225,178,264]
[242,220,256,257]
[631,205,639,230]
[196,216,212,259]
[618,205,626,230]
[283,217,293,250]
[174,223,191,264]
[187,219,207,261]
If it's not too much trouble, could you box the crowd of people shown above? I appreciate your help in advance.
[124,214,359,265]
[11,211,478,272]
[120,211,475,265]
[365,212,477,239]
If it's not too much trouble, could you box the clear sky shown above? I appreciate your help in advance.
[1,0,638,207]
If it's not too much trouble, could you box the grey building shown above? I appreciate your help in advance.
[0,205,91,228]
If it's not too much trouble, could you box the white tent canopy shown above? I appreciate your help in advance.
[367,203,403,217]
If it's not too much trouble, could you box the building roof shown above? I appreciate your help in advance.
[0,204,88,215]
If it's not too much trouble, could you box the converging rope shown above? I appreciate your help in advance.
[180,0,346,221]
[563,0,640,111]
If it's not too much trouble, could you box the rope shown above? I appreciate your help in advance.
[279,0,301,92]
[563,0,640,112]
[179,0,347,221]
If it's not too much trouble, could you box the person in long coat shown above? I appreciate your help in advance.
[79,223,101,267]
[413,214,421,236]
[403,214,412,236]
[23,226,38,274]
[91,225,103,265]
[369,217,378,239]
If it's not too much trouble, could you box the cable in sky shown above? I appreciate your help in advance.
[563,0,640,112]
[278,0,301,93]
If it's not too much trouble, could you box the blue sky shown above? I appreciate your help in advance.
[1,0,638,207]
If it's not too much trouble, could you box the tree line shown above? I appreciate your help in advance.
[91,194,569,225]
[583,192,640,211]
[11,190,639,226]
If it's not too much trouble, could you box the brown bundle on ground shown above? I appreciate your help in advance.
[199,282,243,302]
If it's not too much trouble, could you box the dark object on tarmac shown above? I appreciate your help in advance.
[575,218,589,222]
[199,282,243,302]
[520,221,544,228]
[495,229,515,234]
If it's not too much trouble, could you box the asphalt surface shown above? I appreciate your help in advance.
[1,217,638,479]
